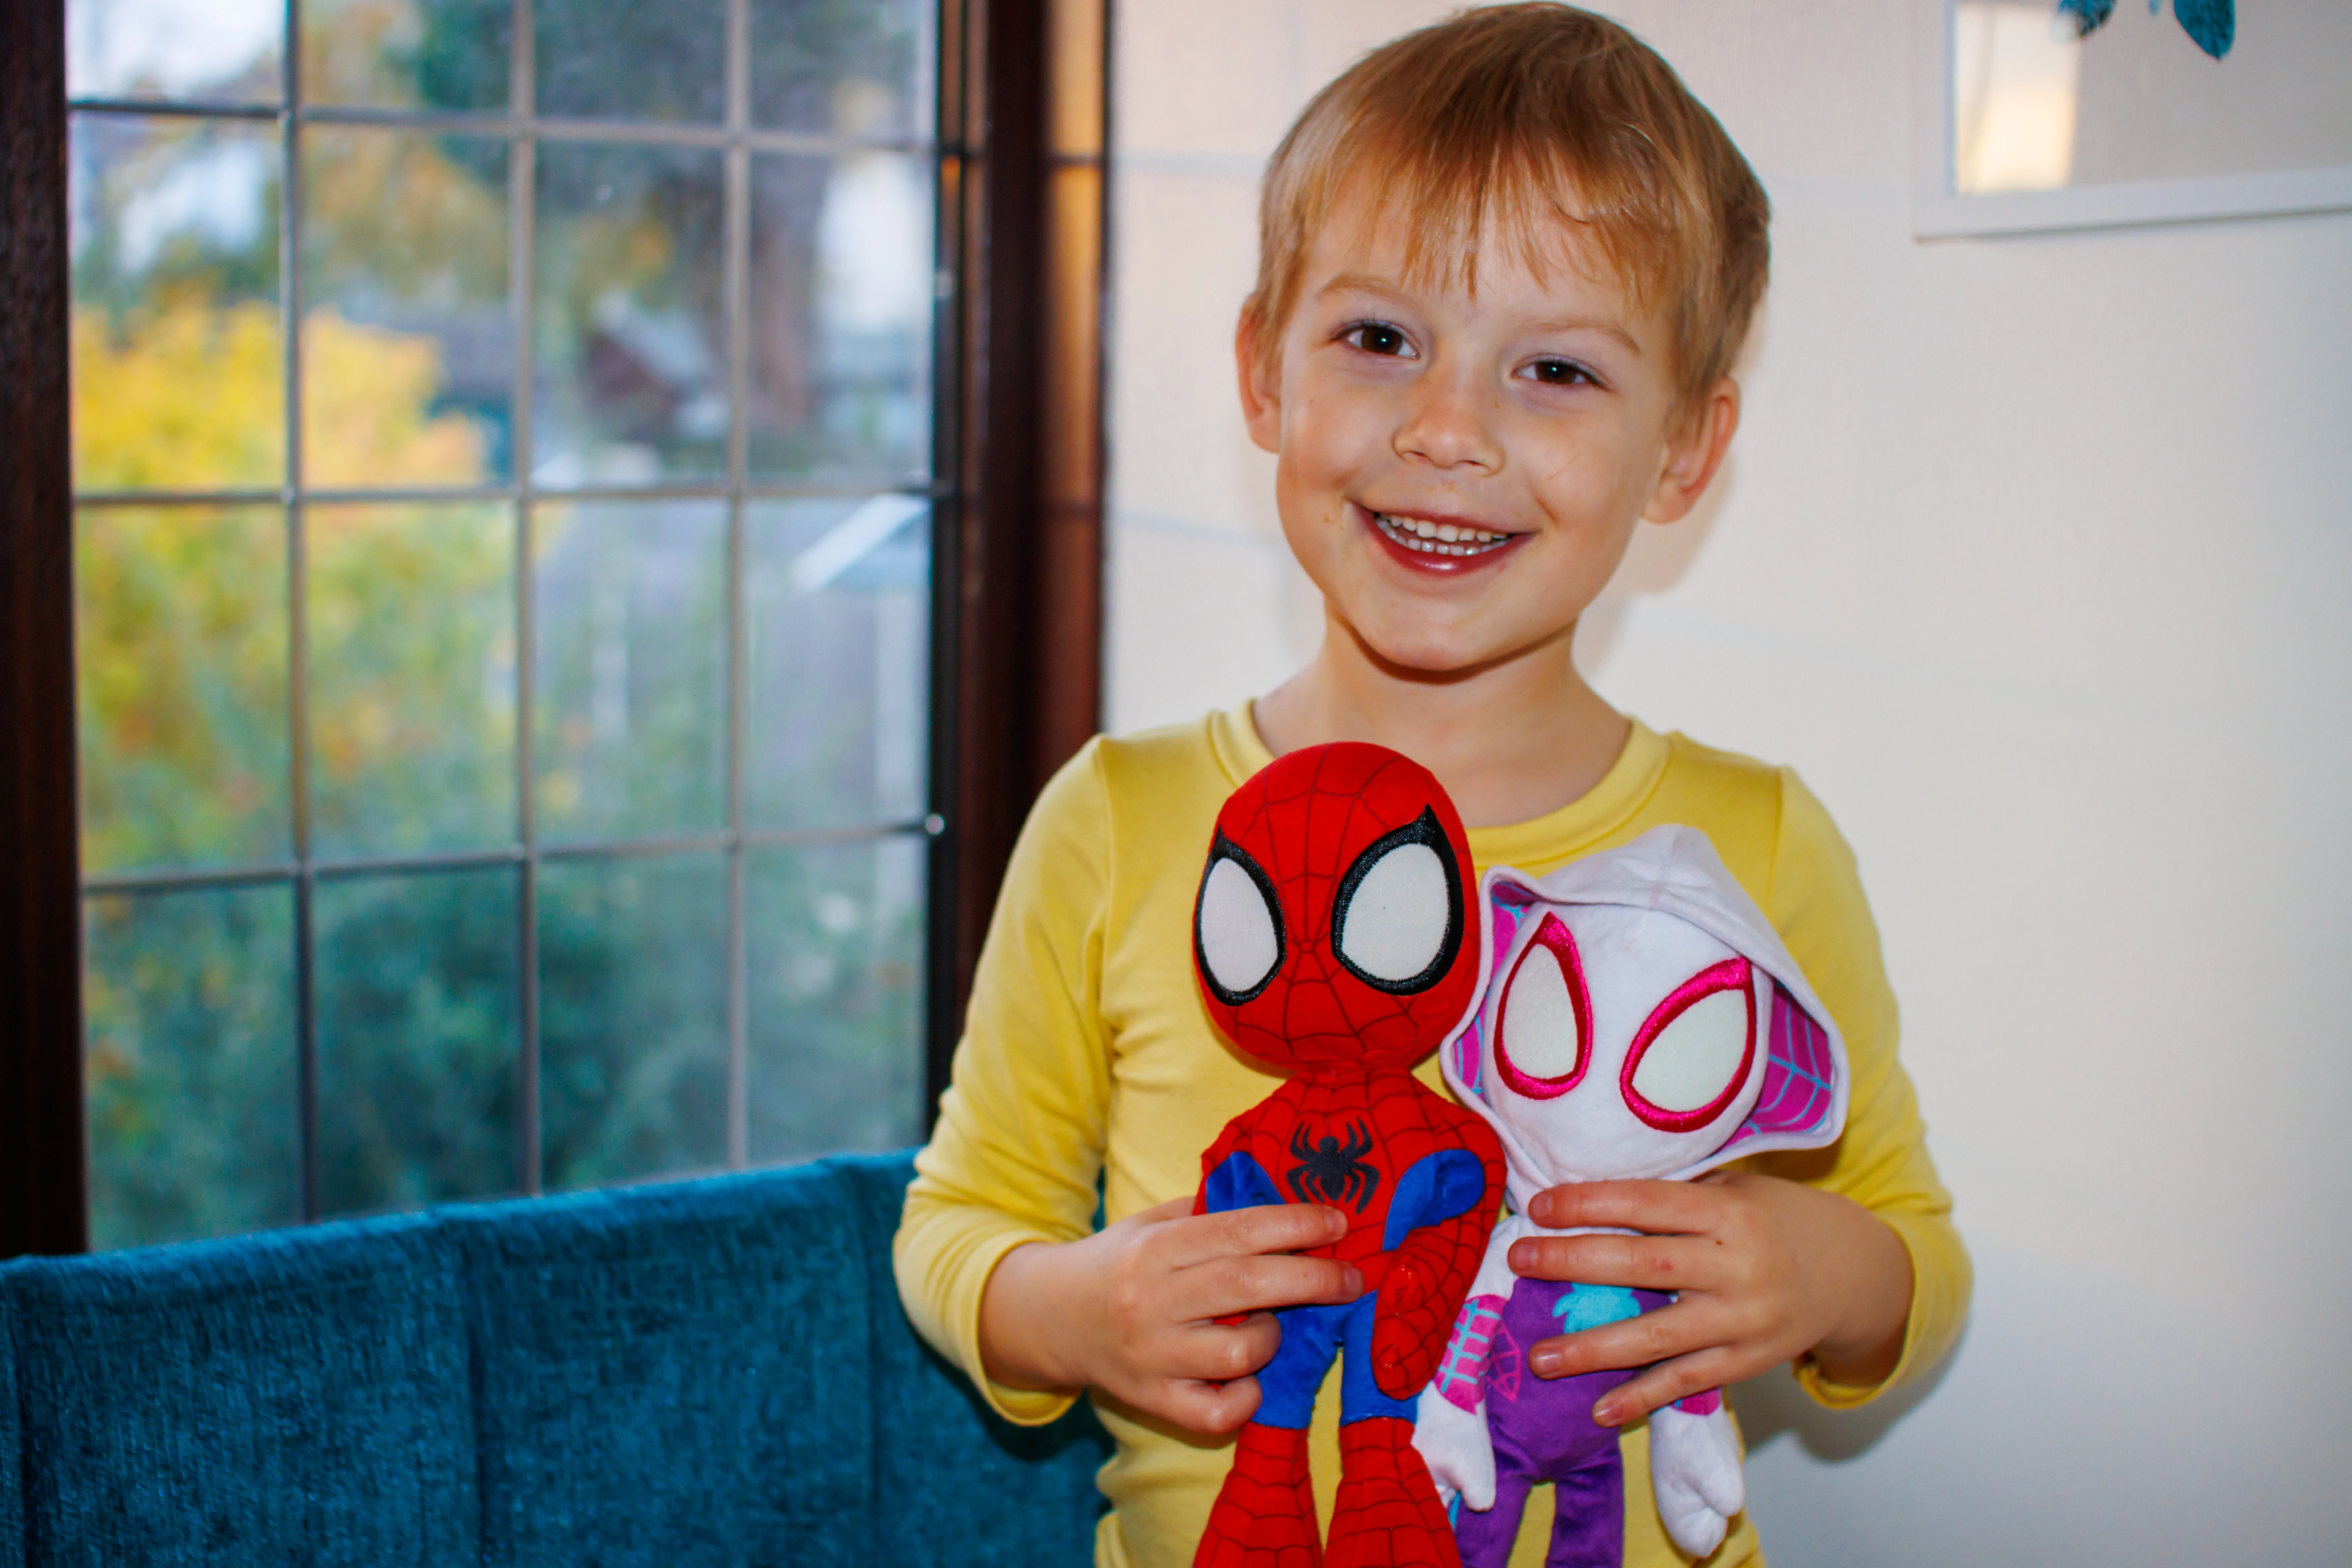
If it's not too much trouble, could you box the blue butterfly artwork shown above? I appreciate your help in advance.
[2056,0,2234,60]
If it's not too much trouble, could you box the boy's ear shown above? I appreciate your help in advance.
[1235,306,1282,455]
[1644,378,1740,525]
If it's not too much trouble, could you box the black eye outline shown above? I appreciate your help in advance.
[1194,832,1287,1007]
[1328,807,1464,995]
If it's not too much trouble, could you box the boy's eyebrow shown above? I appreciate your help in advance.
[1313,272,1644,356]
[1526,315,1644,356]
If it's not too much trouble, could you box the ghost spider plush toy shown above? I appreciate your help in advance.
[1190,742,1505,1568]
[1411,826,1850,1568]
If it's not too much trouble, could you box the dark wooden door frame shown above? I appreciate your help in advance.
[927,0,1108,1109]
[0,0,89,1257]
[0,0,1107,1256]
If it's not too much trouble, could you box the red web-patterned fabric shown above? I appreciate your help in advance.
[1199,745,1480,1073]
[1190,744,1503,1568]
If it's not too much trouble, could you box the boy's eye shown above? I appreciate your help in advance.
[1521,358,1597,387]
[1341,321,1413,358]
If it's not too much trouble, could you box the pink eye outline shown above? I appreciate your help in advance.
[1493,914,1592,1100]
[1619,957,1757,1132]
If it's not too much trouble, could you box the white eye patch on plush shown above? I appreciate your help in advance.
[1621,959,1755,1130]
[1196,840,1283,1003]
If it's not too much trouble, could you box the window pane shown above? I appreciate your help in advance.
[71,114,284,492]
[309,503,517,859]
[749,151,932,484]
[751,0,933,139]
[746,495,929,831]
[303,129,513,487]
[535,0,725,123]
[317,868,518,1216]
[304,0,511,112]
[747,835,924,1165]
[533,143,727,488]
[69,0,281,105]
[533,500,727,843]
[84,884,298,1250]
[78,505,290,876]
[540,853,728,1189]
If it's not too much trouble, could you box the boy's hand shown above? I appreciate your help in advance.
[1506,1173,1914,1426]
[979,1196,1364,1436]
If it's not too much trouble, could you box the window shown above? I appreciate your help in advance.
[8,0,1108,1255]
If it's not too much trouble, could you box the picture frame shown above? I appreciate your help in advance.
[1912,0,2352,238]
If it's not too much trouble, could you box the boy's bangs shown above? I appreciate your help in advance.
[1354,129,1678,328]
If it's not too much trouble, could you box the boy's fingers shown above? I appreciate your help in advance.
[1526,1180,1723,1233]
[1129,1196,1199,1228]
[1588,1349,1742,1428]
[1182,1251,1362,1322]
[1163,1202,1348,1268]
[1525,1300,1713,1380]
[1157,1375,1263,1436]
[1508,1231,1716,1292]
[1173,1313,1285,1384]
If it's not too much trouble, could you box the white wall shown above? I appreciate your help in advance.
[1105,3,2352,1562]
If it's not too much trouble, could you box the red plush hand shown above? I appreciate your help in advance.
[1369,1198,1495,1398]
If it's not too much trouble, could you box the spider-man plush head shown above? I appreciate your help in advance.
[1193,742,1480,1073]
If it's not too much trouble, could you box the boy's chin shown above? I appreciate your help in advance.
[1348,619,1550,682]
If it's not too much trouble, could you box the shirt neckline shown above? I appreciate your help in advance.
[1206,702,1670,869]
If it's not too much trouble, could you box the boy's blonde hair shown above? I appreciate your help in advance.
[1246,3,1770,415]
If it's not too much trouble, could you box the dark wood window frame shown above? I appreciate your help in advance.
[0,0,1106,1259]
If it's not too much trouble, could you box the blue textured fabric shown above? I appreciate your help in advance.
[457,1166,872,1568]
[1,1290,23,1568]
[831,1153,1111,1567]
[0,1152,1107,1568]
[3,1215,476,1567]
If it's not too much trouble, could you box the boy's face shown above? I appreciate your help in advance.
[1240,180,1735,678]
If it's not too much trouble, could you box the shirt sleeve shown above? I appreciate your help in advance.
[892,740,1117,1426]
[1754,768,1973,1408]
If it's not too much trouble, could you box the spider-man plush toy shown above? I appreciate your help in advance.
[1191,742,1505,1568]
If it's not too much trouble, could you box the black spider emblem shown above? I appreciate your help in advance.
[1284,1121,1382,1214]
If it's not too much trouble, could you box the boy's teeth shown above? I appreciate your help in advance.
[1373,513,1510,556]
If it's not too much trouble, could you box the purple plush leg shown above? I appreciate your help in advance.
[1450,1277,1666,1568]
[1544,1455,1625,1568]
[1452,1453,1534,1568]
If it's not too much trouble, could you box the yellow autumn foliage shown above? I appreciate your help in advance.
[73,303,285,491]
[76,300,509,873]
[73,302,488,492]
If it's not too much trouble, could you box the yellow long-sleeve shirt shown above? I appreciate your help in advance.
[896,708,1969,1568]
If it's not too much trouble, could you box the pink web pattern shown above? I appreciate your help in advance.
[1450,898,1524,1096]
[1722,980,1835,1149]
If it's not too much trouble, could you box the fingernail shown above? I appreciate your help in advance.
[1593,1399,1624,1427]
[1529,1346,1563,1377]
[1528,1191,1553,1224]
[1342,1266,1364,1295]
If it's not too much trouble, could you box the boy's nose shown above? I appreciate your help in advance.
[1393,370,1503,472]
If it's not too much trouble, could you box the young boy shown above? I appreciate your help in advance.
[896,7,1968,1566]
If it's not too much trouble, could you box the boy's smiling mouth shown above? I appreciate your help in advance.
[1361,504,1523,569]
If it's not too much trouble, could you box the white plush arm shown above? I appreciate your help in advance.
[1647,1399,1744,1559]
[1413,1382,1495,1511]
[1410,1220,1526,1511]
